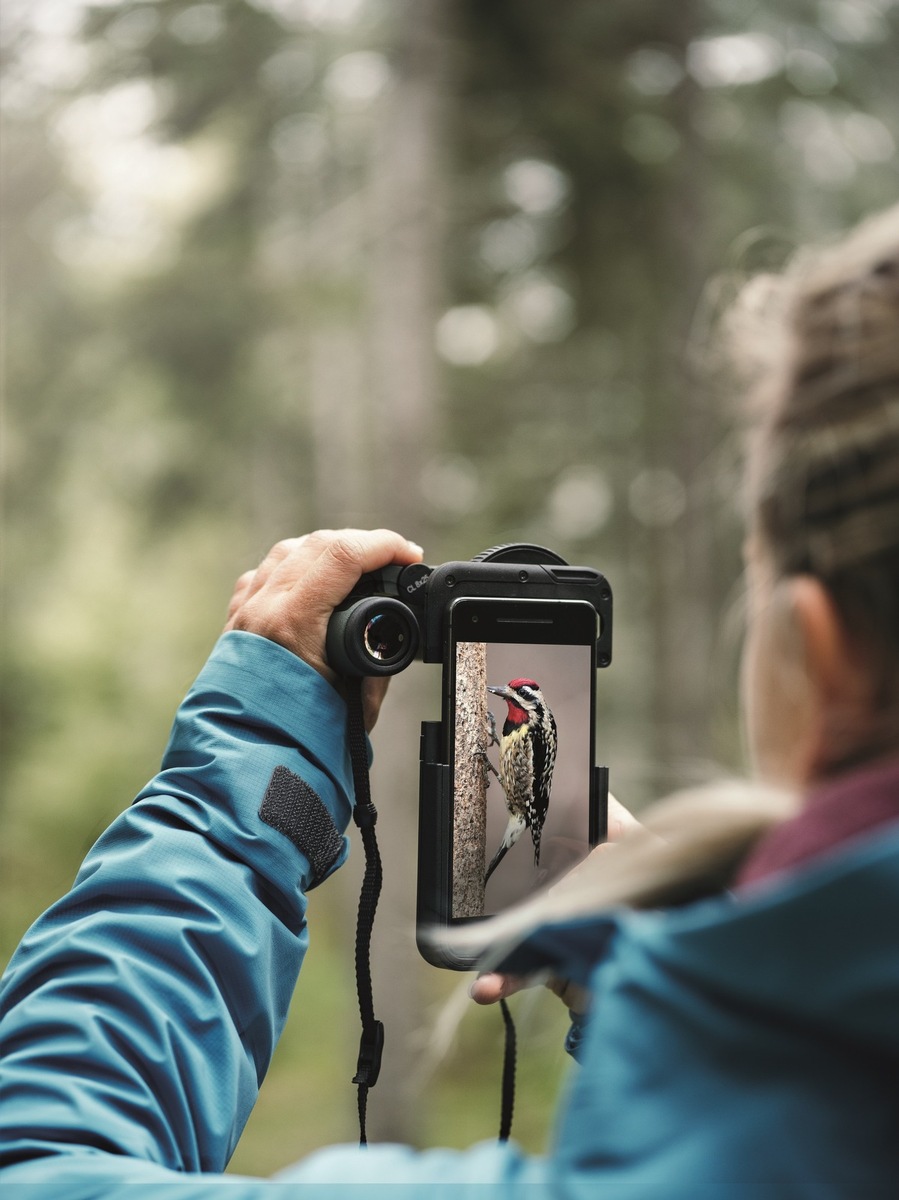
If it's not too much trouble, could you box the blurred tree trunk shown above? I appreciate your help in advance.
[365,0,450,1146]
[666,48,721,785]
[304,0,451,1145]
[643,0,718,796]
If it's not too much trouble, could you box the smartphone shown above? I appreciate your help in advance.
[417,595,607,969]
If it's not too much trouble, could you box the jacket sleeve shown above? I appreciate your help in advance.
[0,632,358,1189]
[0,632,562,1197]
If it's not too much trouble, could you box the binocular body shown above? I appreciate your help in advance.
[325,544,613,678]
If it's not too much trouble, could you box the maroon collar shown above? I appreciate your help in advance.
[736,755,899,887]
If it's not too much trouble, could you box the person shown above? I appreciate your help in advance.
[2,204,898,1197]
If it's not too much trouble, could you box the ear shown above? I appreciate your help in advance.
[788,577,843,697]
[788,576,870,777]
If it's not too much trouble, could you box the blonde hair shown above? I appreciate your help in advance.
[436,780,797,964]
[441,206,899,966]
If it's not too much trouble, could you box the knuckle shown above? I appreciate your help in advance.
[301,529,336,556]
[325,532,367,570]
[256,540,293,572]
[270,538,299,559]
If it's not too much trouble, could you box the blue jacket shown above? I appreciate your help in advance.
[2,632,898,1197]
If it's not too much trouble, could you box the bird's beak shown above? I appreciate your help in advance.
[487,684,513,700]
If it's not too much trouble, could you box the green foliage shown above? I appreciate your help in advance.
[3,0,898,1175]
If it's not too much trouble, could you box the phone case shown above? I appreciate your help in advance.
[416,596,610,971]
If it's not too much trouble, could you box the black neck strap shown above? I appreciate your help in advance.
[344,678,516,1148]
[345,680,384,1148]
[498,997,517,1142]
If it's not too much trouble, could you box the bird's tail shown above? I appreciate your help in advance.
[484,814,527,885]
[484,841,508,885]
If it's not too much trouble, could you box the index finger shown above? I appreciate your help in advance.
[274,528,424,615]
[294,530,420,609]
[469,973,528,1005]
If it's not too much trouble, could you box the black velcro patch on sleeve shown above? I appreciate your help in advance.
[259,766,344,888]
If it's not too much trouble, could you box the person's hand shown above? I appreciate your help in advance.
[469,970,591,1015]
[469,793,642,1013]
[224,528,424,731]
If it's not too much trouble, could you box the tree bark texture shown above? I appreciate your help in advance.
[451,640,488,918]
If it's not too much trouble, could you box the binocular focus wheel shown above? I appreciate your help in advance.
[472,544,569,566]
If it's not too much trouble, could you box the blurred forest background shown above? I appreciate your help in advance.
[2,0,897,1175]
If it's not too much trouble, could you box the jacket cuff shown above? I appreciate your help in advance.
[136,630,357,897]
[564,1011,591,1062]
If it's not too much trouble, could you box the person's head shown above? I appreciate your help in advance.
[739,205,899,788]
[441,206,899,961]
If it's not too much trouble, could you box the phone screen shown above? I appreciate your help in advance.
[448,598,599,920]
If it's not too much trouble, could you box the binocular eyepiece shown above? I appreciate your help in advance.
[325,563,429,678]
[326,595,421,677]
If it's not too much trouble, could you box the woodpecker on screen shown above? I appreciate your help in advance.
[484,678,557,885]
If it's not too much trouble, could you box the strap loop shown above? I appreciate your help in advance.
[353,1018,385,1088]
[353,801,379,830]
